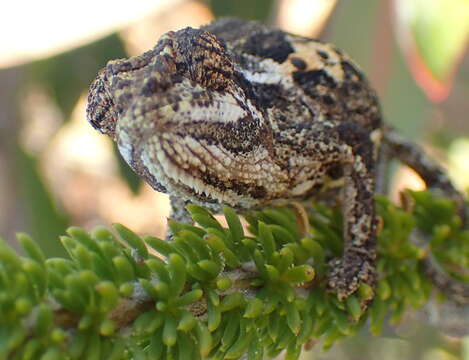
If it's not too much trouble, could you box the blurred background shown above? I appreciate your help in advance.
[0,0,468,358]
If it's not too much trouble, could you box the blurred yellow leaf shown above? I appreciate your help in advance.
[394,0,469,102]
[275,0,338,37]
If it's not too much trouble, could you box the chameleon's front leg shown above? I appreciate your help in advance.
[327,158,377,301]
[285,122,378,301]
[168,195,193,225]
[326,123,378,301]
[165,195,193,240]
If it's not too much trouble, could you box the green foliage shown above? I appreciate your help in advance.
[206,0,274,22]
[0,191,467,360]
[15,146,69,258]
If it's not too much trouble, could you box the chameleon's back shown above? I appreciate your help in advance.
[204,18,382,134]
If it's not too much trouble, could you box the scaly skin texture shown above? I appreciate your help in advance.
[86,18,466,302]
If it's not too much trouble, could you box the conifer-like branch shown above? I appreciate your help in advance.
[0,191,467,359]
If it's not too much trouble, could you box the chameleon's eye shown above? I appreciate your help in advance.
[86,71,117,138]
[172,28,235,91]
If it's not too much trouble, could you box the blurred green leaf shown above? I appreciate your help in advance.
[15,145,68,257]
[395,0,469,101]
[207,0,274,21]
[324,0,381,72]
[28,34,127,118]
[382,50,429,138]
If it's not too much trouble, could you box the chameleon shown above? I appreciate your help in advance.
[86,18,467,303]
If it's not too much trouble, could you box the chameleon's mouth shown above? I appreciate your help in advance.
[162,162,220,203]
[130,130,283,209]
[139,140,239,206]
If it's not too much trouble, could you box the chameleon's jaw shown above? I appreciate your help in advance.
[114,121,216,203]
[156,157,224,205]
[133,134,259,209]
[115,115,288,210]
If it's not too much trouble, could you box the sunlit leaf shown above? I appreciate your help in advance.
[394,0,469,102]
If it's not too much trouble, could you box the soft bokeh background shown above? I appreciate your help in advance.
[1,0,468,358]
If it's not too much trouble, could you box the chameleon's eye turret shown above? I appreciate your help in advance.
[86,70,118,139]
[172,28,235,91]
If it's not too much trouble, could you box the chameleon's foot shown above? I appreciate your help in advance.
[327,257,376,304]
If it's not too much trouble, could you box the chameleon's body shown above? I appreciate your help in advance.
[87,18,466,302]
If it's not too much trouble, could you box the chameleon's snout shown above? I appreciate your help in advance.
[86,70,118,139]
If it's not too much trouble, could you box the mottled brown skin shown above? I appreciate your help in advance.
[87,18,467,303]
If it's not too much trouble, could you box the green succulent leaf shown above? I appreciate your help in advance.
[113,224,148,259]
[0,191,466,359]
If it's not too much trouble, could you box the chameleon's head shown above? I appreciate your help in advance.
[86,27,236,140]
[85,26,277,208]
